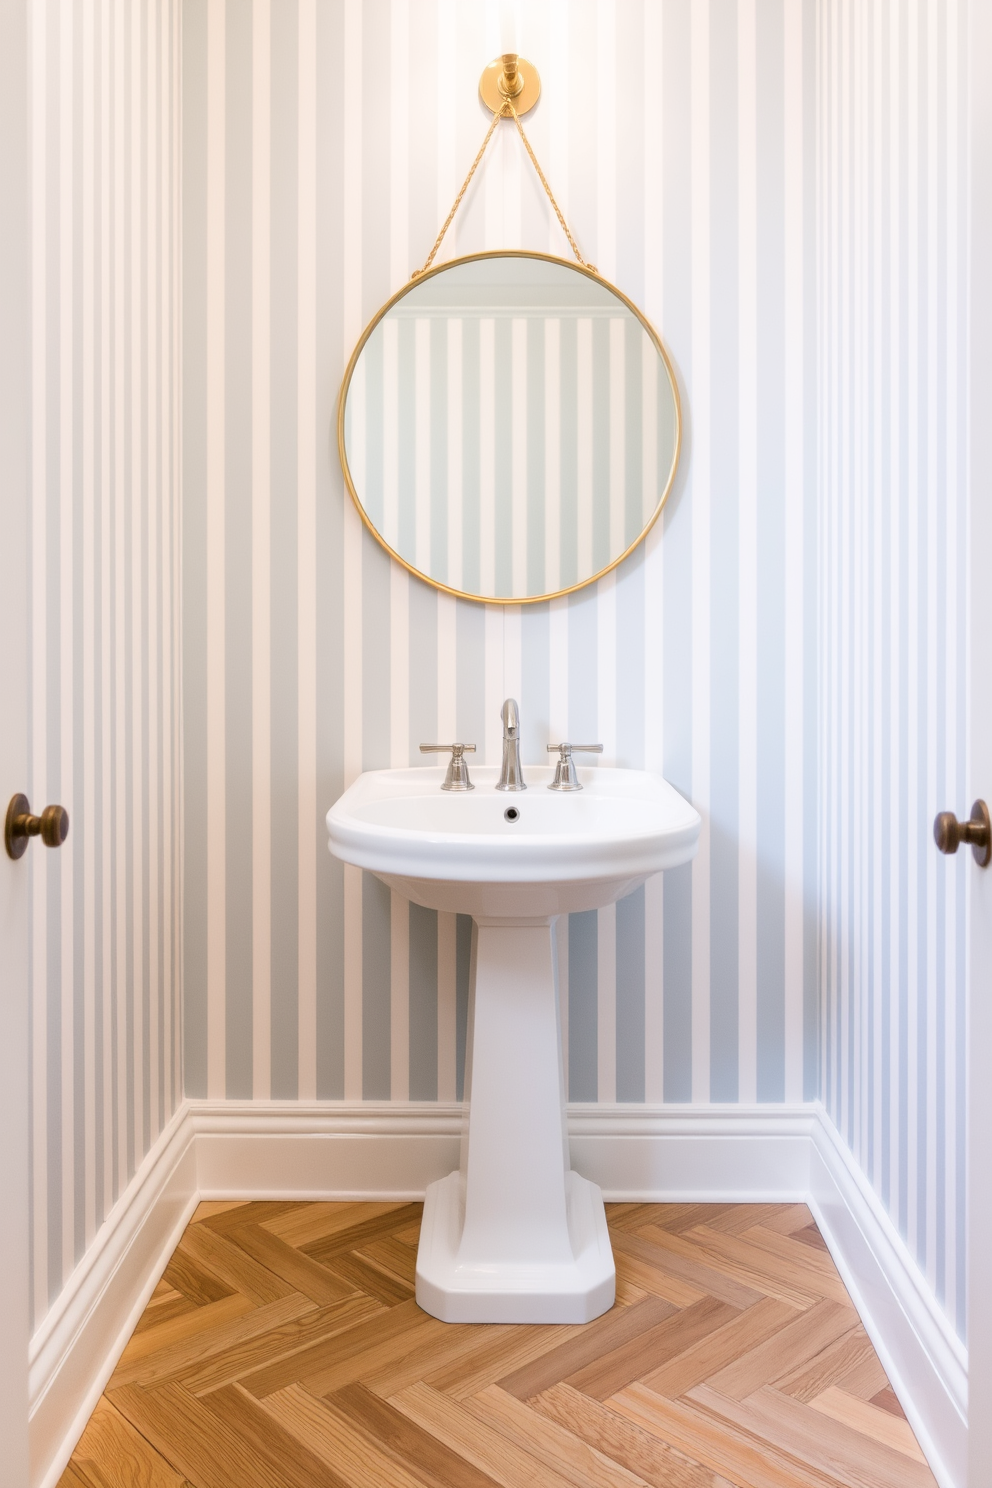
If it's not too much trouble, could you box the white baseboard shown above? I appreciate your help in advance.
[29,1102,198,1488]
[809,1110,967,1488]
[28,1099,968,1488]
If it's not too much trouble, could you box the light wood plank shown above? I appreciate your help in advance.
[497,1296,677,1401]
[256,1384,429,1488]
[688,1383,938,1488]
[531,1382,736,1488]
[609,1382,845,1488]
[112,1294,315,1389]
[809,1385,927,1463]
[69,1397,188,1488]
[703,1299,856,1401]
[391,1381,596,1488]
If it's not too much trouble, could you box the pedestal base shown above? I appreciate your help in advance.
[416,1168,616,1324]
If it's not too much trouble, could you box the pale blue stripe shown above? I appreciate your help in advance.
[315,0,346,1099]
[755,0,786,1103]
[268,0,299,1099]
[568,911,597,1102]
[361,872,391,1099]
[616,887,645,1102]
[224,0,254,1100]
[708,0,740,1105]
[181,0,208,1097]
[660,0,694,1104]
[409,904,438,1101]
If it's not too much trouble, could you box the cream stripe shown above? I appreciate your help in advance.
[870,0,884,1178]
[690,0,711,1104]
[129,0,145,1155]
[943,0,961,1324]
[576,321,593,580]
[114,0,127,1190]
[887,0,901,1230]
[100,0,113,1221]
[543,319,560,594]
[446,321,463,591]
[390,564,410,767]
[502,606,522,713]
[737,0,758,1105]
[608,319,625,557]
[782,0,805,1104]
[511,319,527,596]
[643,0,664,1106]
[147,0,161,1144]
[297,0,317,1102]
[342,0,364,1100]
[60,0,76,1287]
[414,319,431,577]
[484,604,503,765]
[905,0,920,1251]
[924,0,939,1289]
[252,0,272,1100]
[81,0,96,1247]
[31,0,48,1324]
[595,0,616,281]
[205,0,226,1098]
[390,0,408,287]
[479,321,496,599]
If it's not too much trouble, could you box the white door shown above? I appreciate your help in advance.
[0,0,32,1479]
[968,0,992,1477]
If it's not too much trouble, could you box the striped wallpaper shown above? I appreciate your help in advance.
[28,0,183,1332]
[342,259,679,601]
[181,0,819,1113]
[816,0,969,1341]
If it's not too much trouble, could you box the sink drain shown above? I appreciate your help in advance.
[503,806,520,823]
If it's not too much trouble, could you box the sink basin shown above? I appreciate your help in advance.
[326,763,701,1325]
[327,764,700,919]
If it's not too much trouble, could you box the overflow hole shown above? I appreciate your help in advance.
[504,807,520,823]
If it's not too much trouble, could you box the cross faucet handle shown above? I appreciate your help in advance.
[546,742,603,792]
[420,742,477,792]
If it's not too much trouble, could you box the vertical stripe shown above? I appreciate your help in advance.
[205,0,225,1097]
[297,0,317,1101]
[690,0,711,1104]
[252,0,272,1099]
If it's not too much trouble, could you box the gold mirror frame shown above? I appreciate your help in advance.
[336,250,683,606]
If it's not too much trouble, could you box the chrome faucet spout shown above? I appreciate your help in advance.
[496,698,526,792]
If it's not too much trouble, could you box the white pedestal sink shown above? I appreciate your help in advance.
[326,764,700,1324]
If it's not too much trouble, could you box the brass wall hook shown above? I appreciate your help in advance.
[479,52,541,117]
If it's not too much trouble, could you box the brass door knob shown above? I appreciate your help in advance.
[5,794,70,861]
[933,799,990,867]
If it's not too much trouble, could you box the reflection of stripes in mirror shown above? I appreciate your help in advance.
[609,318,626,558]
[511,319,528,598]
[414,319,431,577]
[576,318,593,583]
[642,333,658,530]
[446,320,462,592]
[479,320,496,598]
[350,304,673,601]
[382,318,398,550]
[544,319,561,596]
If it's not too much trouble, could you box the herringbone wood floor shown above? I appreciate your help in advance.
[59,1200,936,1488]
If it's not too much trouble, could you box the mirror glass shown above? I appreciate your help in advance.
[339,252,681,603]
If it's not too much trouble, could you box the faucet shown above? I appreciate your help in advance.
[496,698,526,792]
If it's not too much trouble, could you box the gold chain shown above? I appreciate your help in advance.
[503,95,595,273]
[413,97,594,279]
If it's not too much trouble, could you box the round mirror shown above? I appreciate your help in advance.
[338,251,681,604]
